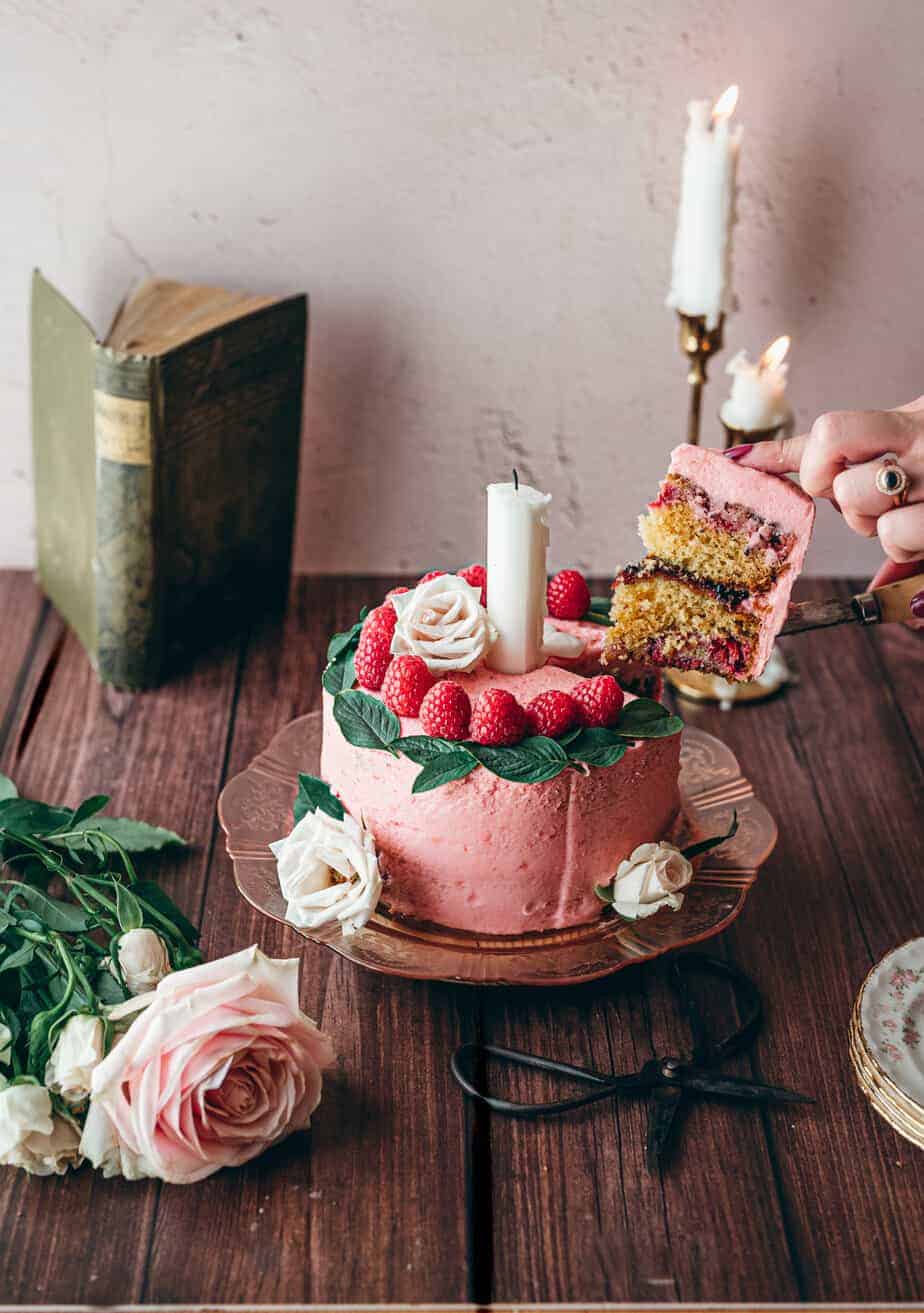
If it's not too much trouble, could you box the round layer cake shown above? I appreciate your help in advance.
[321,661,681,936]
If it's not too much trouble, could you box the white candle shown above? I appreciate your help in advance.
[720,335,791,432]
[486,479,551,674]
[666,86,742,330]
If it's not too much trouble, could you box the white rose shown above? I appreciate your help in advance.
[391,574,497,673]
[114,928,171,994]
[270,808,382,936]
[0,1022,11,1066]
[44,1013,104,1107]
[0,1082,82,1176]
[609,842,693,920]
[80,1098,149,1180]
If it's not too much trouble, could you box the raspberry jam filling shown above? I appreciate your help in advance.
[616,559,752,610]
[650,476,795,559]
[646,635,751,680]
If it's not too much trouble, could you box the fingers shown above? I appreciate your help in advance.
[877,502,924,563]
[725,433,808,474]
[800,410,917,499]
[831,460,921,536]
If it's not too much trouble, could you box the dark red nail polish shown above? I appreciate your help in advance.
[724,444,754,461]
[911,590,924,620]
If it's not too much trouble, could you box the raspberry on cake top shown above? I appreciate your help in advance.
[605,444,815,681]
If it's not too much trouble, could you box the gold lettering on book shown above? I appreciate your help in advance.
[94,391,152,465]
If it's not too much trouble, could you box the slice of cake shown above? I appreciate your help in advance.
[605,444,815,681]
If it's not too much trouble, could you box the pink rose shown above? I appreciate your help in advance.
[80,946,335,1184]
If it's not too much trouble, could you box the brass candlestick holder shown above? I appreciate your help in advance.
[677,311,725,445]
[719,416,785,450]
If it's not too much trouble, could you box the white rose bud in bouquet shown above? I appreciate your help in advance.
[0,1082,81,1176]
[606,842,694,920]
[0,1022,11,1066]
[114,928,171,994]
[391,573,497,673]
[271,808,382,936]
[44,1013,105,1107]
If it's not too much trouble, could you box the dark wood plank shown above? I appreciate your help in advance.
[0,591,242,1306]
[144,577,475,1305]
[685,577,924,1302]
[0,573,47,756]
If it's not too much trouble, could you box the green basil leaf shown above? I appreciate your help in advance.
[682,810,739,861]
[615,698,683,739]
[0,775,17,803]
[0,941,36,974]
[327,620,363,663]
[333,690,401,753]
[294,774,344,824]
[6,884,90,933]
[411,752,479,794]
[322,649,357,695]
[466,736,569,784]
[69,795,110,828]
[115,883,144,932]
[398,736,470,766]
[132,881,200,945]
[567,728,629,768]
[63,817,188,854]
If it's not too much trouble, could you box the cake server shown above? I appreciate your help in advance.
[780,571,923,636]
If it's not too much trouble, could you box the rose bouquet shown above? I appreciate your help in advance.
[0,774,334,1183]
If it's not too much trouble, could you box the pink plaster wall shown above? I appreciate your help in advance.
[2,0,921,579]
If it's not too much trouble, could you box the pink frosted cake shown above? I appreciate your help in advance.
[311,565,683,936]
[605,444,815,681]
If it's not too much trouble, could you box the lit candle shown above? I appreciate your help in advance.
[666,85,742,330]
[720,335,791,432]
[485,477,551,674]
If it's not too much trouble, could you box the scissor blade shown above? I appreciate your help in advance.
[646,1086,683,1171]
[681,1068,814,1104]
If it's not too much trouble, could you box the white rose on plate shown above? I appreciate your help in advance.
[608,842,693,920]
[44,1013,105,1107]
[391,574,497,673]
[270,808,382,936]
[0,1082,82,1176]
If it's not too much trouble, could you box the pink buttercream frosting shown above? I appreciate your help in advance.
[320,663,681,936]
[668,444,815,676]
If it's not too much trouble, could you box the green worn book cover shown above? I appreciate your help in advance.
[31,270,307,689]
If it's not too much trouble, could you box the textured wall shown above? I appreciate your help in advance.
[3,0,922,578]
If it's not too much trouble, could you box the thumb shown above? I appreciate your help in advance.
[726,432,808,475]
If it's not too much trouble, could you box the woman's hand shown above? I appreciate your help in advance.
[727,397,924,626]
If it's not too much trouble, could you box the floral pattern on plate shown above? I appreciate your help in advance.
[859,938,924,1112]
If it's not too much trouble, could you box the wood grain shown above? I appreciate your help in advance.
[0,573,919,1306]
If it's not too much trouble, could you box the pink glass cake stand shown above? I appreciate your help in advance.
[218,713,776,986]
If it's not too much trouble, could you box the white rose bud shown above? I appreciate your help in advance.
[390,574,497,673]
[0,1082,82,1176]
[0,1022,12,1066]
[45,1013,105,1107]
[115,928,171,994]
[608,842,693,920]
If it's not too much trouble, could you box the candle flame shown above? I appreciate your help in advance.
[759,335,790,372]
[711,84,739,124]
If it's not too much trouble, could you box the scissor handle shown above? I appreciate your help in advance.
[451,1042,650,1118]
[669,953,763,1065]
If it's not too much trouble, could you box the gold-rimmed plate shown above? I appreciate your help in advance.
[218,715,777,986]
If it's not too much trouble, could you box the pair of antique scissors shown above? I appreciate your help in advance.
[451,953,813,1170]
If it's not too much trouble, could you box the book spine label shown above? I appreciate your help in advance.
[93,352,160,689]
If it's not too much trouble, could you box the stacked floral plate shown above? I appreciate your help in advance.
[849,938,924,1150]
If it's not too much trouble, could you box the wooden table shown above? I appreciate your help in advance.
[0,571,920,1307]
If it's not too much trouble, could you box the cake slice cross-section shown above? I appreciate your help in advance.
[604,443,815,681]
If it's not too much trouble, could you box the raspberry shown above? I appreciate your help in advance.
[547,569,591,620]
[458,563,488,607]
[469,688,527,747]
[572,675,624,728]
[419,681,471,740]
[363,603,397,637]
[417,570,447,585]
[381,654,436,717]
[524,690,579,739]
[354,626,392,691]
[386,585,410,599]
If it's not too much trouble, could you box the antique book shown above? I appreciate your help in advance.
[31,270,307,688]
